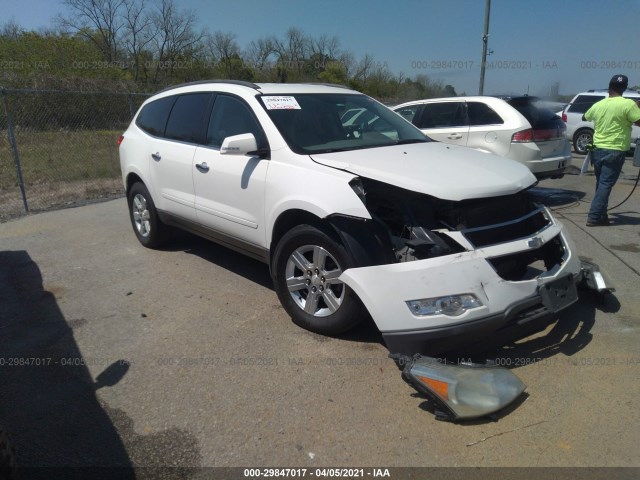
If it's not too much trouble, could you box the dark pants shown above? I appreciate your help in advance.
[587,148,626,222]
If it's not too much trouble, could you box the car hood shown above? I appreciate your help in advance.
[310,142,536,201]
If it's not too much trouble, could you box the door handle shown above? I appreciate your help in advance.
[195,162,210,173]
[151,152,161,161]
[447,134,463,140]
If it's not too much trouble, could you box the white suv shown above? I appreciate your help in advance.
[562,89,640,154]
[393,96,571,180]
[119,81,587,355]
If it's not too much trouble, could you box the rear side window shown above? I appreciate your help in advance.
[567,95,603,114]
[165,93,212,143]
[136,96,176,137]
[418,102,466,128]
[468,102,504,125]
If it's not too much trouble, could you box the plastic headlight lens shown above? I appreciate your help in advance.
[406,294,482,317]
[405,357,527,420]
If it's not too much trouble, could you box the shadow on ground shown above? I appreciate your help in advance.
[0,251,202,478]
[530,186,586,207]
[161,231,385,347]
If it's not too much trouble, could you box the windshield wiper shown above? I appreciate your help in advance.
[395,139,428,145]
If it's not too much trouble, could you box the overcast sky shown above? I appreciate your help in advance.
[3,0,640,96]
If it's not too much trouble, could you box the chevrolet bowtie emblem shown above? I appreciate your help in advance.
[528,237,543,248]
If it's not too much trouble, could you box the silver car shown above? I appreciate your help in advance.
[394,96,571,180]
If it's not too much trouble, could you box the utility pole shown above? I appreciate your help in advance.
[478,0,491,95]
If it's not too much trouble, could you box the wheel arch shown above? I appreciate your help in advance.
[126,172,143,194]
[573,126,594,138]
[268,209,395,275]
[269,209,327,272]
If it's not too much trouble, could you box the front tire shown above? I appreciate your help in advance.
[573,128,593,155]
[273,224,365,335]
[127,182,170,248]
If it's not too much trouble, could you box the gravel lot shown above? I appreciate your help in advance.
[1,154,639,478]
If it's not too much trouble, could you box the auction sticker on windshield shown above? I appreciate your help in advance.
[262,96,301,110]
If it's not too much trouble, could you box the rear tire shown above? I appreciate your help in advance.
[127,182,170,248]
[272,224,365,336]
[573,128,593,155]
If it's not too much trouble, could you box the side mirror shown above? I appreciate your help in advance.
[220,133,266,157]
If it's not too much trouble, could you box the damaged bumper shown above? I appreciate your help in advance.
[340,216,586,355]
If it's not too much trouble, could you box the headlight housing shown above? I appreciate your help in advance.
[394,355,526,421]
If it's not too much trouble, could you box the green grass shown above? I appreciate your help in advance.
[0,129,123,190]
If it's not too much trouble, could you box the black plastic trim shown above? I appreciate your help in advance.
[158,79,260,93]
[157,211,269,263]
[326,214,396,267]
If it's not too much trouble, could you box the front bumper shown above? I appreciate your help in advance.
[510,140,571,178]
[339,215,583,355]
[383,295,556,355]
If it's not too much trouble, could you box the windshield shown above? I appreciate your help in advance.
[259,93,428,154]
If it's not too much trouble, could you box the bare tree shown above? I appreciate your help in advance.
[1,19,22,39]
[207,31,239,78]
[273,27,310,79]
[337,51,355,79]
[353,54,375,83]
[310,34,340,59]
[150,0,203,83]
[122,0,154,81]
[245,36,276,73]
[56,0,126,61]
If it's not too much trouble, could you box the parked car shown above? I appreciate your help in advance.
[561,89,640,154]
[119,81,589,355]
[393,96,571,180]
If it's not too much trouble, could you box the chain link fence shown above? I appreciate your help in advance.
[0,89,151,222]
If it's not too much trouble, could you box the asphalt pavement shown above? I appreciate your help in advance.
[0,153,639,477]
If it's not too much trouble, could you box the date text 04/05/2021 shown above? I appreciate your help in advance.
[243,468,391,478]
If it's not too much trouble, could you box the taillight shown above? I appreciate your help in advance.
[512,127,564,143]
[512,129,533,142]
[561,112,567,122]
[117,135,124,146]
[533,128,557,141]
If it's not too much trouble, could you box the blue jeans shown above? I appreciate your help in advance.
[587,148,626,222]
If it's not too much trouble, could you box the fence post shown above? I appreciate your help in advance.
[2,88,29,213]
[127,94,135,119]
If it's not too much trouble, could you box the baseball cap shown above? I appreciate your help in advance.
[609,74,628,90]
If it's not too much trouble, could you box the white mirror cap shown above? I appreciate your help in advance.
[220,133,258,155]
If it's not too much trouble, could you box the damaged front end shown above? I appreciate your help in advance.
[331,177,597,355]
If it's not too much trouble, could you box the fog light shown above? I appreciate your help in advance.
[393,355,526,421]
[406,294,482,317]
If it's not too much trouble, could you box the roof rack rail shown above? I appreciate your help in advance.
[586,88,639,93]
[157,79,260,93]
[303,82,351,90]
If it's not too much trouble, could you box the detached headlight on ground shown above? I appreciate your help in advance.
[406,294,482,317]
[394,355,526,421]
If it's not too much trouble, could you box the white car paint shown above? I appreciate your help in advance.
[120,81,584,352]
[311,142,535,201]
